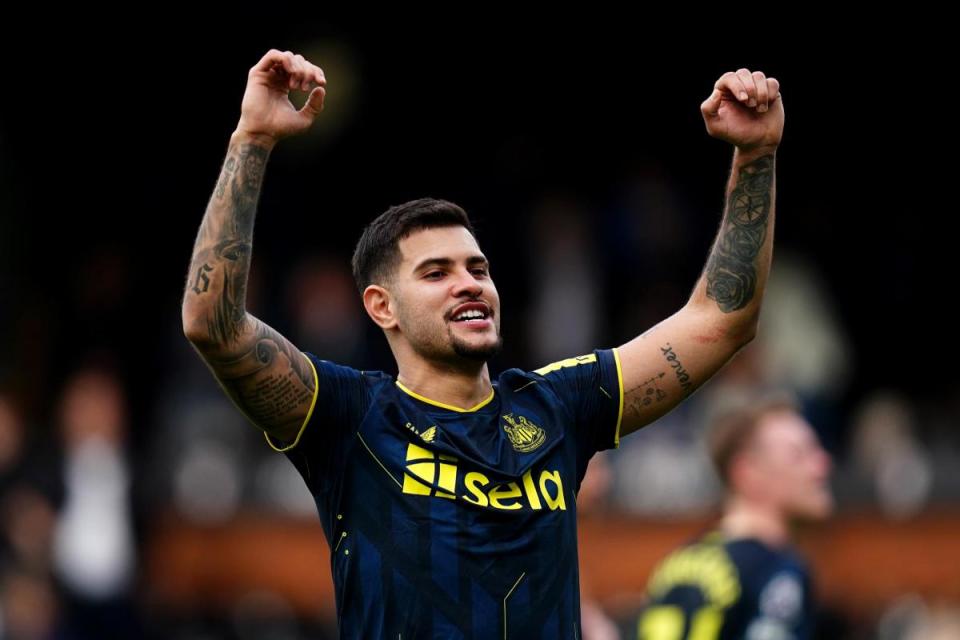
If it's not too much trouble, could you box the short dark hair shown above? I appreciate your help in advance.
[706,389,801,485]
[351,197,477,294]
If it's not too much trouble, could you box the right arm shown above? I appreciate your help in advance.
[181,50,326,445]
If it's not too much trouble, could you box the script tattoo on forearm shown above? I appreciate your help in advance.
[705,154,774,313]
[185,142,270,344]
[661,343,693,394]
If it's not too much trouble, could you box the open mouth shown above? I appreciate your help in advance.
[450,308,492,327]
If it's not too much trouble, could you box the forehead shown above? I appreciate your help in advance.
[754,410,818,451]
[398,226,484,269]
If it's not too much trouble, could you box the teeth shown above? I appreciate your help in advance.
[454,309,486,321]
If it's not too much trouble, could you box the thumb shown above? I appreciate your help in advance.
[300,86,326,120]
[701,88,722,118]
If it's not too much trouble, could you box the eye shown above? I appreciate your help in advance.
[425,271,445,279]
[471,268,488,277]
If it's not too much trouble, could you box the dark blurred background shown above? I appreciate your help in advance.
[0,20,955,640]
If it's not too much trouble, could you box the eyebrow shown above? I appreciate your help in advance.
[412,255,489,274]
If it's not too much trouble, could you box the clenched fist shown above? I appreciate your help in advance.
[701,69,783,152]
[235,49,327,143]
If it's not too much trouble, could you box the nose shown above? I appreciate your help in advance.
[452,267,483,297]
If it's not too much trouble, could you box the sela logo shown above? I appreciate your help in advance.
[401,443,567,511]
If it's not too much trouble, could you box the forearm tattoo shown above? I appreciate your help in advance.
[623,371,669,417]
[184,141,318,436]
[705,154,774,313]
[184,142,269,343]
[661,343,693,394]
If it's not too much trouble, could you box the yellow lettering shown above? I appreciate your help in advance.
[521,469,542,510]
[489,482,523,510]
[638,605,683,640]
[462,472,490,507]
[406,443,433,461]
[539,470,567,510]
[438,462,457,494]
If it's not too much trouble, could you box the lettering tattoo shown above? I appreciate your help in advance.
[705,154,774,313]
[191,263,213,294]
[211,318,317,432]
[661,343,693,394]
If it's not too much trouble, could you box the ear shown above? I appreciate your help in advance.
[362,284,398,330]
[728,453,755,494]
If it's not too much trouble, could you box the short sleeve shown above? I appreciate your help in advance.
[531,347,625,455]
[263,352,369,495]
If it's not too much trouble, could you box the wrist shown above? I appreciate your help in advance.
[734,143,778,161]
[230,128,278,150]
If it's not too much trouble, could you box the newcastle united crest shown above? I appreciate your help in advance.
[502,414,546,452]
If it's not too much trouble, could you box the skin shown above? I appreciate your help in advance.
[614,68,784,438]
[181,50,326,444]
[361,225,504,409]
[182,52,784,448]
[722,410,834,544]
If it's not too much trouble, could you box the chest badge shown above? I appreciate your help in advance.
[502,414,546,452]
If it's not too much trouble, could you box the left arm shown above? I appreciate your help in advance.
[616,69,783,438]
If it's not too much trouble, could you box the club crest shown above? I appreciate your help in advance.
[502,414,546,452]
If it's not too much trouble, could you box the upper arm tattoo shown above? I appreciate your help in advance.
[194,315,317,443]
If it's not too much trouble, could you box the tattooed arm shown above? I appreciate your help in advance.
[181,50,327,444]
[614,69,783,438]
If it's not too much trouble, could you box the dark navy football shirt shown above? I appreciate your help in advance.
[266,347,624,639]
[636,530,815,640]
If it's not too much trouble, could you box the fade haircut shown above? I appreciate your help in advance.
[351,197,477,294]
[706,389,802,485]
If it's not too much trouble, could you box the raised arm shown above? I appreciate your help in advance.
[614,69,783,438]
[181,50,327,445]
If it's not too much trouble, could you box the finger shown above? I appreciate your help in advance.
[251,49,287,74]
[701,87,724,117]
[766,77,781,103]
[736,68,758,107]
[716,71,750,105]
[752,71,769,112]
[294,54,311,91]
[311,64,326,87]
[283,51,302,91]
[300,85,326,119]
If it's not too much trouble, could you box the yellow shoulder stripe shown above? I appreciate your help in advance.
[612,347,624,448]
[265,352,320,452]
[533,353,597,376]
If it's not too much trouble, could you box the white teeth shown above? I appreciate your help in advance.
[454,309,486,321]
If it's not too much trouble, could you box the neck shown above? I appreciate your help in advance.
[395,356,493,411]
[720,495,791,547]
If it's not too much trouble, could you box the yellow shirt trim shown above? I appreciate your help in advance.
[264,352,320,452]
[395,380,495,412]
[612,347,624,448]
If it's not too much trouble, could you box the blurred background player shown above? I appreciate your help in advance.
[635,390,832,640]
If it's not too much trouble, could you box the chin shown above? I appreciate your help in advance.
[452,336,503,362]
[795,494,834,521]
